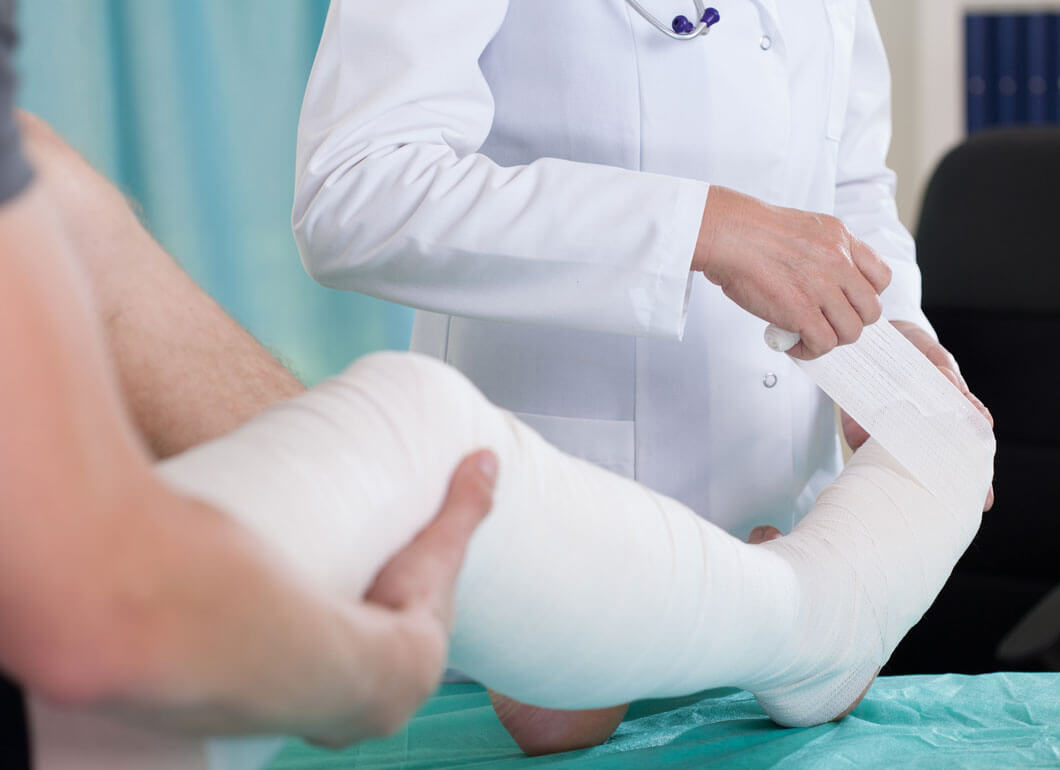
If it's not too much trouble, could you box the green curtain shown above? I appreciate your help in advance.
[16,0,414,385]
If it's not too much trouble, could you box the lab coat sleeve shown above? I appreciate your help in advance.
[833,0,936,338]
[292,0,709,340]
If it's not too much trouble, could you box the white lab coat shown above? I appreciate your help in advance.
[293,0,931,538]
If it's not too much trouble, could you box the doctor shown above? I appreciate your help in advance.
[293,0,991,753]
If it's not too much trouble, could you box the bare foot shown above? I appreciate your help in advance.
[488,690,628,756]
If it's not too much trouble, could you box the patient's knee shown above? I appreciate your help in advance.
[16,110,137,218]
[343,351,493,423]
[15,110,88,180]
[16,109,64,151]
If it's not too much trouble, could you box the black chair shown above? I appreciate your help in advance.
[883,127,1060,675]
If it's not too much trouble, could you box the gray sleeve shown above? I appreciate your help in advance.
[0,0,32,205]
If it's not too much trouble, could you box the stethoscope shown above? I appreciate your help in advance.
[626,1,721,40]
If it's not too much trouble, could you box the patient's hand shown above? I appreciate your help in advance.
[841,321,995,511]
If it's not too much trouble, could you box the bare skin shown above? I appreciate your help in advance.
[693,185,892,360]
[487,695,630,757]
[17,111,303,459]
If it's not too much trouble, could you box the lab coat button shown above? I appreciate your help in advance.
[759,35,773,51]
[763,372,778,389]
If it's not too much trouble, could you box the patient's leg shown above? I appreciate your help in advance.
[17,112,303,459]
[485,525,785,756]
[158,352,991,726]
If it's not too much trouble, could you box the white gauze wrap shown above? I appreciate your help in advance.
[30,324,994,770]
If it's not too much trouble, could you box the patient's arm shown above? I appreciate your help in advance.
[0,182,493,747]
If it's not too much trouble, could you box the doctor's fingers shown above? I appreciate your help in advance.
[849,238,892,295]
[936,365,995,512]
[824,290,870,346]
[786,309,838,360]
[786,257,885,360]
[924,345,967,394]
[937,366,994,429]
[787,293,861,359]
[840,409,870,452]
[780,294,870,359]
[747,526,783,544]
[893,320,971,394]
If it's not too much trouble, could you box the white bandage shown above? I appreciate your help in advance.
[764,322,994,519]
[31,335,994,767]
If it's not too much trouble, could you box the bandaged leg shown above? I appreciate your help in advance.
[155,352,992,715]
[30,352,993,768]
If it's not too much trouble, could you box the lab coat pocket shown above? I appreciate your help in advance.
[824,0,856,141]
[512,412,636,479]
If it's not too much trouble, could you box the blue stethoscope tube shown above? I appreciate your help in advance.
[626,0,721,39]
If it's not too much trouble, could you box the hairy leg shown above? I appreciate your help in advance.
[17,112,303,458]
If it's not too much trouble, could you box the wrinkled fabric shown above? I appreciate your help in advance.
[269,674,1060,769]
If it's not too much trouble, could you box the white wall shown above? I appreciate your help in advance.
[870,0,1060,230]
[870,0,920,228]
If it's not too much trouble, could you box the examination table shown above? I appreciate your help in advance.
[267,674,1060,768]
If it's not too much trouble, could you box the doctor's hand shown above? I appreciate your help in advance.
[840,321,995,512]
[693,186,892,360]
